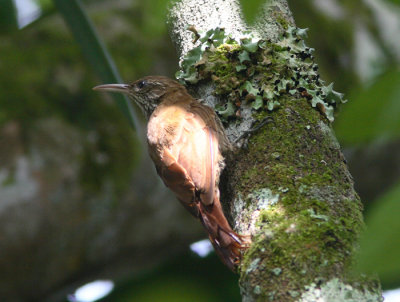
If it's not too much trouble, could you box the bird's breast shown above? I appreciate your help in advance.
[147,105,188,148]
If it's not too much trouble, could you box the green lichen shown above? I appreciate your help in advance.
[176,27,346,122]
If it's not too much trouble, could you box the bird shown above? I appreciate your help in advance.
[93,76,246,270]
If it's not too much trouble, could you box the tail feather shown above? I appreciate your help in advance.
[198,199,247,271]
[179,196,248,270]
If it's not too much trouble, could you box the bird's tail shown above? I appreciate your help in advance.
[198,198,248,271]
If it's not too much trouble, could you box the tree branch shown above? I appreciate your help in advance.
[167,1,382,301]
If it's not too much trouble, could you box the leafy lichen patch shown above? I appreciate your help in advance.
[176,27,346,123]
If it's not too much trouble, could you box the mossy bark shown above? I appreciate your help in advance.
[226,98,380,301]
[168,0,382,301]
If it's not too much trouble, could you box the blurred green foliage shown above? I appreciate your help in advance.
[53,0,139,130]
[100,252,240,302]
[0,22,138,195]
[0,0,18,32]
[357,182,400,288]
[335,69,400,144]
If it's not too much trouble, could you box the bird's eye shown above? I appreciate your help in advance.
[137,80,146,89]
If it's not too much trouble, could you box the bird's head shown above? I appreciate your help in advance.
[93,76,184,119]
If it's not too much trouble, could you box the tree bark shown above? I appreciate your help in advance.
[168,1,382,301]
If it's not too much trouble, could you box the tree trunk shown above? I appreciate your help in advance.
[168,0,382,301]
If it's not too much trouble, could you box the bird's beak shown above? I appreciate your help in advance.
[93,83,130,93]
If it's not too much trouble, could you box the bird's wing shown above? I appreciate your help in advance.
[177,112,219,206]
[155,105,219,206]
[188,101,231,152]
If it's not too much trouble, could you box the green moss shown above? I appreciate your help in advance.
[275,13,290,30]
[221,95,366,300]
[239,190,363,300]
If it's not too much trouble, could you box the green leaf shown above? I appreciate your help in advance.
[356,182,400,286]
[240,0,269,24]
[53,0,139,131]
[0,0,18,32]
[335,69,400,144]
